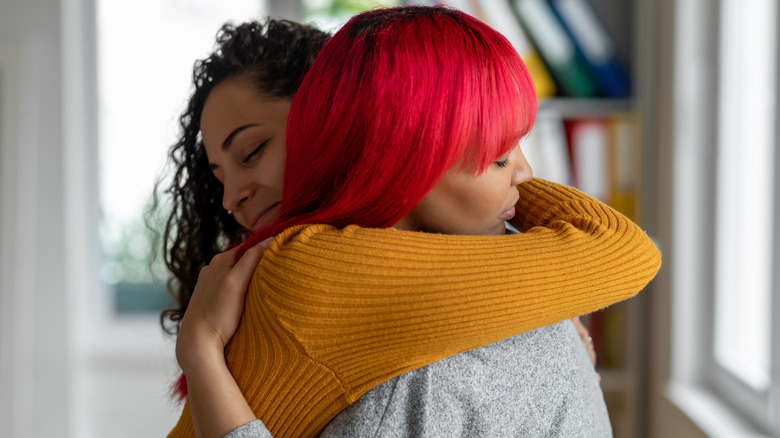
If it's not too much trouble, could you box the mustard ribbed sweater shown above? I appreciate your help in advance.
[168,178,661,438]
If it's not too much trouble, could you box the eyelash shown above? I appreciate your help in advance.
[495,159,510,168]
[243,141,268,163]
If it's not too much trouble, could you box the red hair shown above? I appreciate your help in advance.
[177,6,536,401]
[241,5,537,252]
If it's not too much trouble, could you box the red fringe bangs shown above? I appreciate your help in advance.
[237,6,537,259]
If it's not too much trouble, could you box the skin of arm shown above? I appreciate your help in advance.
[176,244,266,438]
[170,178,661,438]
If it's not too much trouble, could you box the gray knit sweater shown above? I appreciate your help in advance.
[225,319,611,437]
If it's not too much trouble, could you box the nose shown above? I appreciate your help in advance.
[511,146,534,186]
[222,172,254,213]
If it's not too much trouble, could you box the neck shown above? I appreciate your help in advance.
[391,215,415,231]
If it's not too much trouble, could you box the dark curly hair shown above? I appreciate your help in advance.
[152,19,330,335]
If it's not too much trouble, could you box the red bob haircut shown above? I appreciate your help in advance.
[243,5,537,248]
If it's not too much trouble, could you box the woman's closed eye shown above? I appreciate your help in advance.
[243,141,268,164]
[495,158,510,168]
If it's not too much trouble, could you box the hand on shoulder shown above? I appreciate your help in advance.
[176,240,269,373]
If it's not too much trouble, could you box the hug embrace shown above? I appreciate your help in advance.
[155,5,661,438]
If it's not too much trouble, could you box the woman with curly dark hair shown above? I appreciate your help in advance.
[153,19,330,336]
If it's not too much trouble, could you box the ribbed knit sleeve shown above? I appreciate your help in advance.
[168,178,661,438]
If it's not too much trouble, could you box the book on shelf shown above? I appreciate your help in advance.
[582,303,624,370]
[523,114,571,185]
[408,0,632,98]
[564,118,609,201]
[509,0,599,97]
[424,0,557,98]
[605,113,640,221]
[472,0,557,98]
[549,0,631,98]
[601,302,626,369]
[527,113,640,214]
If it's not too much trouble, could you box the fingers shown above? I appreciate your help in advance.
[226,238,274,291]
[196,246,257,290]
[571,316,587,337]
[208,245,241,267]
[571,317,598,368]
[586,336,597,363]
[232,244,265,279]
[209,236,273,269]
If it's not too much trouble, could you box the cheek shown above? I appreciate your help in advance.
[452,178,512,233]
[432,189,487,231]
[257,146,286,189]
[434,179,490,222]
[457,179,502,212]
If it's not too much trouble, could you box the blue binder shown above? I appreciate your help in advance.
[549,0,631,98]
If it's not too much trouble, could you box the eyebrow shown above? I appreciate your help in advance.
[221,124,257,151]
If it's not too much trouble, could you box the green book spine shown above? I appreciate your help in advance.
[509,0,598,97]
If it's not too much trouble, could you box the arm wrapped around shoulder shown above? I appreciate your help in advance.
[188,178,661,438]
[254,177,660,393]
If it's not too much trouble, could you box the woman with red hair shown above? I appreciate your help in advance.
[168,6,660,438]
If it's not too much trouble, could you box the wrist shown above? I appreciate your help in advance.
[184,342,257,438]
[180,347,227,382]
[176,325,226,375]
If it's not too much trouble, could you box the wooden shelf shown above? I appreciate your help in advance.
[537,98,635,118]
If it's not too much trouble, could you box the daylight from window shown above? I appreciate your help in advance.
[714,0,776,391]
[302,0,399,31]
[97,0,261,312]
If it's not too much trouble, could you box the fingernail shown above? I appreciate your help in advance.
[260,237,274,248]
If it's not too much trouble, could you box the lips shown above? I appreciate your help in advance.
[500,192,520,221]
[500,206,516,221]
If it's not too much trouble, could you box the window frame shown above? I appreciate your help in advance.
[706,0,779,432]
[667,0,780,435]
[68,0,278,434]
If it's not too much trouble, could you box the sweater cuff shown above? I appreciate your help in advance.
[514,178,616,231]
[223,420,273,438]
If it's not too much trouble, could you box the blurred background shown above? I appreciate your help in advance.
[0,0,778,436]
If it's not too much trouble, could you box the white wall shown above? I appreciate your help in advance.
[0,0,72,436]
[0,0,181,436]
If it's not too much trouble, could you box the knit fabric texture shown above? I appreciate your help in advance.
[224,321,611,438]
[321,320,611,437]
[224,421,272,438]
[168,178,661,438]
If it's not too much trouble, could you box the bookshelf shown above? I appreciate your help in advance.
[538,98,633,118]
[526,1,652,437]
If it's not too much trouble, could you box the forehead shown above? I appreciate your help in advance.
[200,76,292,150]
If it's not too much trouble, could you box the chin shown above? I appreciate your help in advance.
[479,222,506,236]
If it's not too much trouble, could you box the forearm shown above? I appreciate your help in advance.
[255,178,660,396]
[183,350,258,438]
[512,177,609,230]
[184,178,660,437]
[261,178,660,335]
[168,243,269,438]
